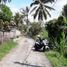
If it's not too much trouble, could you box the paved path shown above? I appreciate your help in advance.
[0,37,52,67]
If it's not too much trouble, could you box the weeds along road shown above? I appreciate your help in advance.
[0,37,52,67]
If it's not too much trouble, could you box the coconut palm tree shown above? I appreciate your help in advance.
[31,0,56,5]
[20,7,31,34]
[30,0,55,21]
[20,7,30,25]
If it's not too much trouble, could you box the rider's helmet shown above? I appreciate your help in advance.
[37,35,42,42]
[37,35,41,38]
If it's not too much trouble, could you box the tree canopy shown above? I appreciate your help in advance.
[0,4,13,22]
[30,0,55,21]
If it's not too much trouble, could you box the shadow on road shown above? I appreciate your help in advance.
[14,62,44,67]
[32,48,44,52]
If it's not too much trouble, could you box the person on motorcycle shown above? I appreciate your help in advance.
[34,35,45,51]
[36,35,42,42]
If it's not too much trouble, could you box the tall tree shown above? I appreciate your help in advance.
[0,4,13,22]
[20,7,31,34]
[20,7,30,25]
[14,12,23,29]
[0,4,12,40]
[30,0,55,21]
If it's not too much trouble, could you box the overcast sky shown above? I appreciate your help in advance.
[7,0,67,22]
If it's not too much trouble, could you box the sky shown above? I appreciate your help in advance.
[6,0,67,22]
[7,0,32,14]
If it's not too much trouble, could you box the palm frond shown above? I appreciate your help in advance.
[45,8,51,17]
[34,7,40,19]
[30,1,39,7]
[30,6,37,13]
[20,8,26,13]
[38,10,43,20]
[43,0,55,3]
[43,10,47,19]
[20,7,29,16]
[33,0,55,3]
[44,5,55,10]
[30,0,56,21]
[26,7,29,13]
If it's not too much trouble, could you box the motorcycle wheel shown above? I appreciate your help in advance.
[42,46,45,52]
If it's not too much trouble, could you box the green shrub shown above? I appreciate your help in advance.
[27,22,42,38]
[45,16,66,51]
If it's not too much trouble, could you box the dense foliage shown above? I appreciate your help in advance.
[30,0,55,21]
[45,15,67,58]
[0,4,13,32]
[27,22,42,38]
[0,4,12,22]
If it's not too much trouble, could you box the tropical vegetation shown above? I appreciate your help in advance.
[44,3,67,67]
[30,0,55,21]
[0,0,67,67]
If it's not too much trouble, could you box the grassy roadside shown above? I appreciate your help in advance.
[45,51,67,67]
[0,40,17,60]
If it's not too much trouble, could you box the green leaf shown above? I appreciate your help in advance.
[45,8,51,17]
[44,5,55,10]
[30,6,37,13]
[34,7,40,19]
[43,10,47,19]
[30,1,39,7]
[38,10,43,20]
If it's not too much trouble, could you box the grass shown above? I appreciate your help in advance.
[45,51,67,67]
[0,40,17,60]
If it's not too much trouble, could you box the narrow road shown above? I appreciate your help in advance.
[0,37,52,67]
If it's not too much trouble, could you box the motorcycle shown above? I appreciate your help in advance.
[34,39,49,52]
